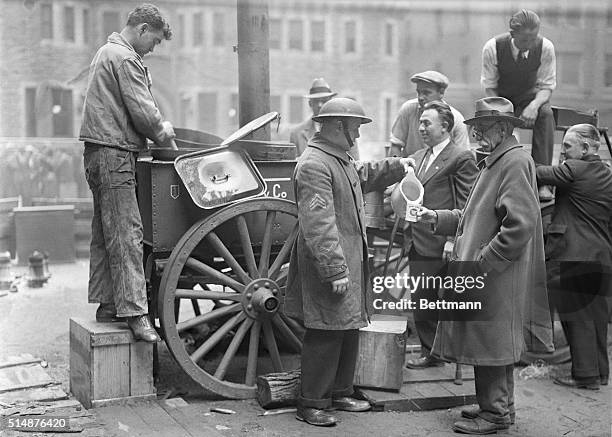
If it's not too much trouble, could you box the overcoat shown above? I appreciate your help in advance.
[432,136,553,365]
[285,133,405,330]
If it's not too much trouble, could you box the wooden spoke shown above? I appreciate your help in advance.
[214,318,254,380]
[175,289,241,301]
[176,303,241,333]
[279,313,304,337]
[262,320,283,372]
[191,299,201,316]
[272,315,302,352]
[245,321,261,386]
[190,312,246,363]
[269,224,298,280]
[258,210,276,277]
[185,257,244,292]
[235,215,259,279]
[205,232,251,284]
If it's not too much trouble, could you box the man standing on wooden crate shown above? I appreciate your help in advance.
[481,9,557,201]
[417,97,553,434]
[403,101,478,370]
[286,98,411,427]
[79,4,176,342]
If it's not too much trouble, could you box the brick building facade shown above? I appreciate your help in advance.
[1,0,611,145]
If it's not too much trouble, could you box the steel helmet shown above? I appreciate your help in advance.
[312,97,372,124]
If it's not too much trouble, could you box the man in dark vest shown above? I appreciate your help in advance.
[481,9,557,201]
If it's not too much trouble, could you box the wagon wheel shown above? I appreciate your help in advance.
[158,197,303,399]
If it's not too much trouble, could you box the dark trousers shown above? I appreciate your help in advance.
[409,246,446,354]
[474,365,514,425]
[547,261,611,382]
[513,100,555,165]
[83,144,148,317]
[299,328,359,409]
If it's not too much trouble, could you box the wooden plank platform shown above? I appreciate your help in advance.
[356,360,476,412]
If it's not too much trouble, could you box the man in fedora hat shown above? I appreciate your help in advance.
[290,78,362,158]
[417,97,552,434]
[389,70,469,158]
[481,9,557,200]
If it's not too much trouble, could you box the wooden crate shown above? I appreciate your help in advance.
[69,318,156,408]
[354,315,407,391]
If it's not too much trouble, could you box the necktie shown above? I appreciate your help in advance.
[418,148,432,179]
[517,49,528,67]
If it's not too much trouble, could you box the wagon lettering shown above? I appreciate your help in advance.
[272,184,287,198]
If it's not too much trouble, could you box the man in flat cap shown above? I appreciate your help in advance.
[389,70,469,158]
[291,78,362,158]
[481,9,557,200]
[417,97,552,434]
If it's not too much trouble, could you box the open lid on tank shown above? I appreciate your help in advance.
[220,112,280,146]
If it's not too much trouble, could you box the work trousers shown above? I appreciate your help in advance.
[409,246,446,355]
[512,99,555,165]
[83,144,148,317]
[547,261,611,382]
[474,365,514,425]
[299,328,359,409]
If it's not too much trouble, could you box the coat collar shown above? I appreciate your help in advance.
[581,154,602,163]
[308,132,352,163]
[483,135,522,169]
[108,32,141,61]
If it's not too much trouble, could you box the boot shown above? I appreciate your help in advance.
[127,315,160,343]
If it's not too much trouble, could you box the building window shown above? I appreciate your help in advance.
[559,52,581,86]
[64,6,75,42]
[102,11,120,40]
[270,95,281,114]
[52,88,73,137]
[605,54,612,87]
[41,4,53,39]
[83,9,90,44]
[382,96,394,140]
[564,9,581,27]
[193,12,204,46]
[177,14,185,47]
[269,18,282,50]
[289,96,303,123]
[288,19,303,50]
[25,87,37,136]
[310,20,325,52]
[435,10,443,37]
[344,20,356,53]
[180,95,192,127]
[460,55,470,84]
[230,93,239,127]
[213,12,225,47]
[198,92,218,132]
[384,22,395,56]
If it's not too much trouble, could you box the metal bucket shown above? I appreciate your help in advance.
[364,191,387,229]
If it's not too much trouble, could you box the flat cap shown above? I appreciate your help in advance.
[410,70,449,90]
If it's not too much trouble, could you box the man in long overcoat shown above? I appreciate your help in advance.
[418,97,553,434]
[537,124,612,389]
[285,98,409,427]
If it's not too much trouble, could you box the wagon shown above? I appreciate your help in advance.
[136,113,304,399]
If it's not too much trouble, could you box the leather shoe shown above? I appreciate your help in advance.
[127,315,160,343]
[405,356,445,369]
[553,376,600,390]
[453,417,509,435]
[601,376,608,386]
[461,406,515,425]
[96,303,122,323]
[296,406,337,426]
[538,185,554,201]
[331,396,371,412]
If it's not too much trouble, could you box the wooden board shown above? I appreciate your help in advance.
[0,353,41,369]
[159,399,225,437]
[403,363,475,384]
[0,385,68,403]
[0,363,55,393]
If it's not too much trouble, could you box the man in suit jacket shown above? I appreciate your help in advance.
[403,101,478,369]
[537,123,612,390]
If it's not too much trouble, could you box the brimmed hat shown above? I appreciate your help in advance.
[410,71,449,90]
[463,97,524,127]
[303,78,337,99]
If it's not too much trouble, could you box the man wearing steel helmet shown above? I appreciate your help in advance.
[417,97,552,434]
[286,97,412,427]
[290,78,358,159]
[389,70,470,158]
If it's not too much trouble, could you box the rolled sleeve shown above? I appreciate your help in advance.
[481,38,499,90]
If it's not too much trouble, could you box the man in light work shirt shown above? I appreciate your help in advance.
[481,9,557,200]
[389,71,470,158]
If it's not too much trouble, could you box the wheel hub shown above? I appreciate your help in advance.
[242,278,280,319]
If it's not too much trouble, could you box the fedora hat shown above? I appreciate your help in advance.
[303,78,337,99]
[463,97,523,127]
